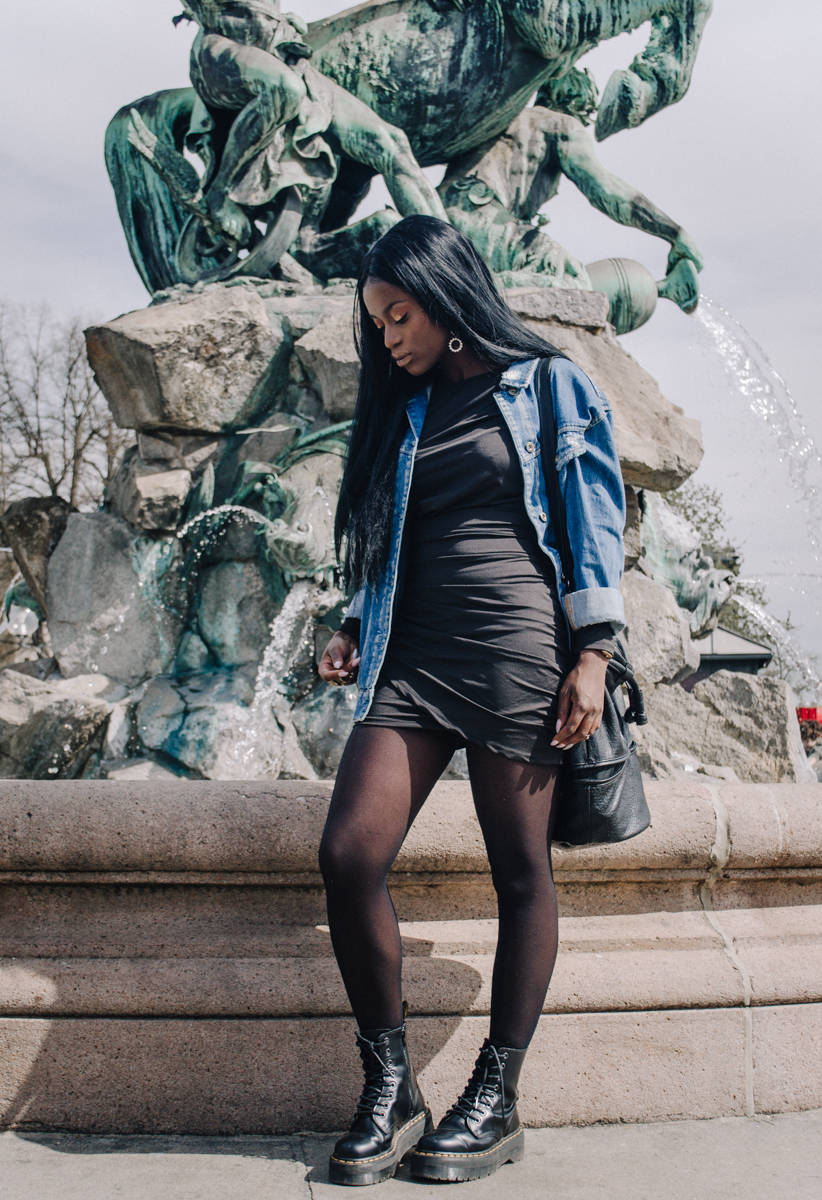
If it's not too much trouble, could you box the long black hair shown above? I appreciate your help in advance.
[335,215,565,591]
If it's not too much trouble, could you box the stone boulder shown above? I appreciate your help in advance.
[291,681,358,778]
[0,496,71,616]
[505,287,609,330]
[107,448,191,532]
[623,487,641,569]
[101,757,184,781]
[515,295,703,490]
[262,452,345,579]
[645,671,816,784]
[196,561,280,668]
[0,669,110,779]
[137,430,225,472]
[294,311,359,420]
[136,669,282,780]
[85,288,289,432]
[621,569,700,686]
[46,513,187,688]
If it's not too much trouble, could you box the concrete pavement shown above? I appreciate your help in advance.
[2,1111,821,1200]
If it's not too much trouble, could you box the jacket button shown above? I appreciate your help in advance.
[539,511,548,522]
[525,441,535,453]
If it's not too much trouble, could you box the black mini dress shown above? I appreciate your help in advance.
[357,369,577,765]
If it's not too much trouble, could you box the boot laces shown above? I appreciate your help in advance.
[448,1043,507,1122]
[354,1037,397,1120]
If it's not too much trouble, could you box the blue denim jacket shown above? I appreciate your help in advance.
[345,356,626,721]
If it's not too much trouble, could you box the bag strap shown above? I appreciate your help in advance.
[536,356,573,592]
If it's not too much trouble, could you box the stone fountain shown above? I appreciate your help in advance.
[1,0,819,1139]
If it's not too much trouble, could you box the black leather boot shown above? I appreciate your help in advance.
[328,1020,433,1186]
[409,1039,527,1182]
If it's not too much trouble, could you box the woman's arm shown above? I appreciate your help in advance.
[547,360,626,746]
[550,359,626,635]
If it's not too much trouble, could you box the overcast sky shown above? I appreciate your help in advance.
[2,0,821,679]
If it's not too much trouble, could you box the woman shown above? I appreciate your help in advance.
[317,216,626,1185]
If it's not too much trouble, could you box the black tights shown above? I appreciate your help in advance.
[318,724,561,1050]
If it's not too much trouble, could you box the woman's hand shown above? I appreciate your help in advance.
[319,631,361,686]
[551,649,609,749]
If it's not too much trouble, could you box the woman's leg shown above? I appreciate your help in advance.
[409,746,559,1181]
[319,723,459,1030]
[465,744,561,1049]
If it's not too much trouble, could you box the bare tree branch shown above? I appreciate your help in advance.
[0,303,131,512]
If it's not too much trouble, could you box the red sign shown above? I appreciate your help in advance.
[797,708,820,722]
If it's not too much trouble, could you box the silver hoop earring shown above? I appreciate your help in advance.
[448,335,464,354]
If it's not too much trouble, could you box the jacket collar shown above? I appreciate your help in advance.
[499,358,540,392]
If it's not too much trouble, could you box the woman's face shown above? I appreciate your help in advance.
[362,278,449,377]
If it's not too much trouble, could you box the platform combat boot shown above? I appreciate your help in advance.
[328,1018,433,1186]
[409,1039,527,1182]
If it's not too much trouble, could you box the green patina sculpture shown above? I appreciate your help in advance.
[106,0,712,328]
[440,68,703,319]
[640,490,735,637]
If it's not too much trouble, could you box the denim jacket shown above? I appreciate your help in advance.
[345,356,626,721]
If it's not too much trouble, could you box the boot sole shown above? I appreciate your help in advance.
[409,1126,525,1182]
[328,1108,433,1186]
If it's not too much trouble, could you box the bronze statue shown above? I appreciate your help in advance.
[440,67,703,318]
[106,0,712,323]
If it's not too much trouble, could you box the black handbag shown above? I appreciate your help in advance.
[536,357,651,846]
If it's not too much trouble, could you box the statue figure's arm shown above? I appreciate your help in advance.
[192,34,308,243]
[555,120,699,262]
[554,118,702,310]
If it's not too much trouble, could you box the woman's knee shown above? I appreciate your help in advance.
[490,860,554,909]
[318,826,391,890]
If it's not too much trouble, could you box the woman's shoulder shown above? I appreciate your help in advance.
[543,356,610,421]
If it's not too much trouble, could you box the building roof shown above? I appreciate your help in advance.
[693,625,772,659]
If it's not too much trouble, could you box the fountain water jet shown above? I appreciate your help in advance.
[732,591,822,699]
[693,295,822,562]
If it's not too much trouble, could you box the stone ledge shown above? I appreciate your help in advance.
[2,907,819,1018]
[1,1005,819,1134]
[0,781,819,875]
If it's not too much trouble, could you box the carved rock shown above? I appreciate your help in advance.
[0,669,110,779]
[137,430,225,471]
[621,568,700,687]
[46,513,187,688]
[523,312,703,490]
[644,672,816,784]
[294,312,359,420]
[291,681,358,778]
[136,669,279,780]
[85,288,289,433]
[506,288,609,331]
[196,560,280,668]
[101,757,183,781]
[0,496,72,616]
[624,487,641,569]
[262,452,344,578]
[107,449,192,531]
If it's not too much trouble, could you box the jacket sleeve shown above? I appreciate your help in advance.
[551,359,626,634]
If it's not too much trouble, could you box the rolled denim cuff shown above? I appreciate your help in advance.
[564,586,626,634]
[345,588,366,620]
